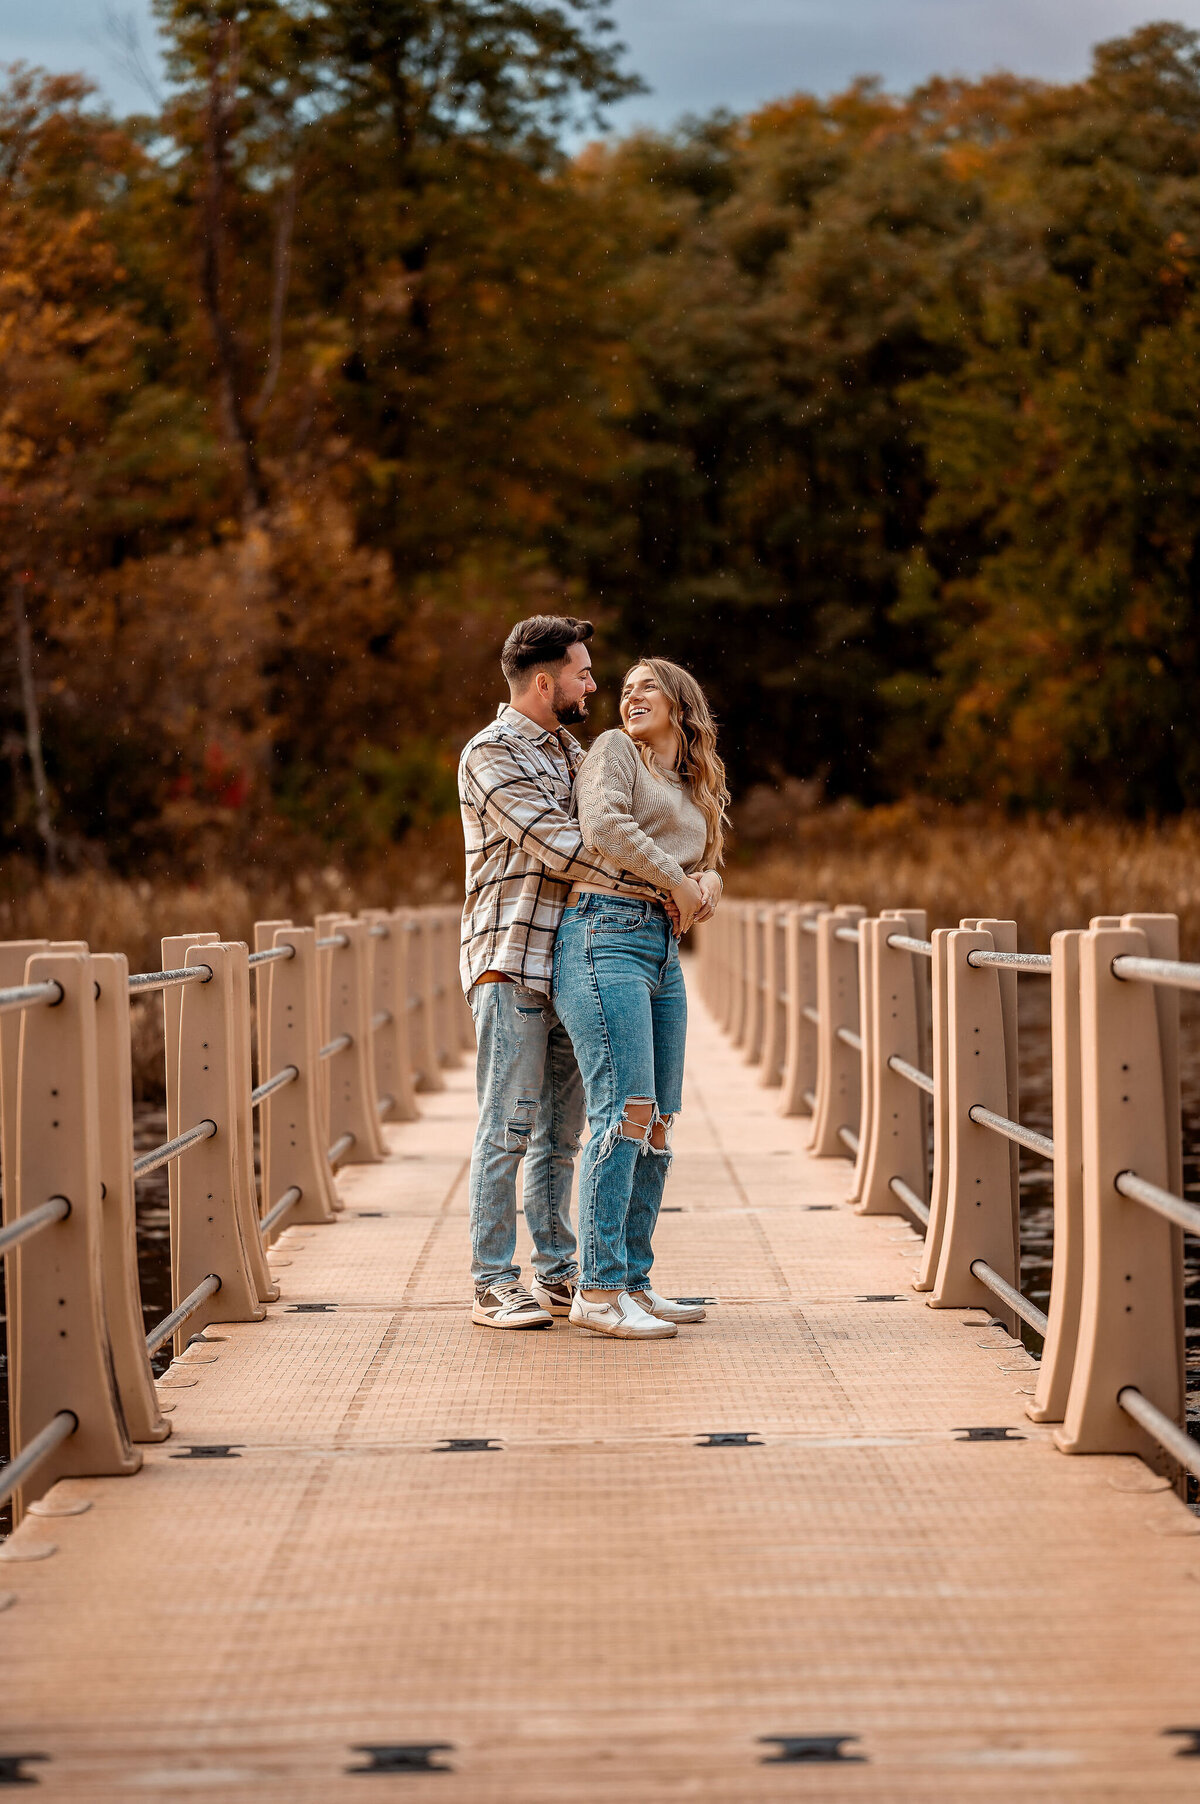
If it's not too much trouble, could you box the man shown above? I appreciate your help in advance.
[458,614,621,1328]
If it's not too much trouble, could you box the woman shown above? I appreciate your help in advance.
[552,658,728,1340]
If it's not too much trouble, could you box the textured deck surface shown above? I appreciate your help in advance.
[6,983,1200,1800]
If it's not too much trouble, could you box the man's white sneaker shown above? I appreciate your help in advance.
[472,1280,552,1329]
[568,1290,677,1339]
[530,1277,576,1317]
[631,1287,706,1324]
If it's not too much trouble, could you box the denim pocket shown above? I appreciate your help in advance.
[591,912,647,934]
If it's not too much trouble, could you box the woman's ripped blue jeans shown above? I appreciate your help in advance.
[552,895,687,1292]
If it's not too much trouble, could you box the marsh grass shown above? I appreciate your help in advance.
[727,804,1200,955]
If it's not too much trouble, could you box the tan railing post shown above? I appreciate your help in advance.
[1124,914,1186,1396]
[1056,923,1184,1468]
[427,909,457,1069]
[845,918,878,1204]
[256,924,338,1235]
[161,932,220,1306]
[914,927,955,1292]
[967,918,1020,1258]
[438,904,473,1060]
[926,928,1019,1330]
[172,943,267,1349]
[712,906,733,1031]
[855,911,929,1218]
[727,903,750,1047]
[323,919,386,1165]
[758,906,788,1088]
[808,905,866,1157]
[778,902,827,1117]
[92,952,170,1442]
[1028,929,1085,1423]
[360,910,419,1124]
[741,905,766,1065]
[1,940,54,1399]
[405,910,445,1093]
[228,942,279,1303]
[9,949,141,1516]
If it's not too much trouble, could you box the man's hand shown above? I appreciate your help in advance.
[694,871,723,924]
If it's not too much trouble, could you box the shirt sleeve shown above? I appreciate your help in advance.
[575,733,688,892]
[461,737,615,884]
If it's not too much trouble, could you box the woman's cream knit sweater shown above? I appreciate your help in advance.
[574,729,708,894]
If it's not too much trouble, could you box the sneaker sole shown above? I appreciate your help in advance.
[471,1308,552,1330]
[569,1317,677,1339]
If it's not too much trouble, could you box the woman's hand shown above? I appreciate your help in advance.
[669,874,705,935]
[694,871,723,924]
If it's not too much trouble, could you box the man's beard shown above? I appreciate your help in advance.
[552,684,588,727]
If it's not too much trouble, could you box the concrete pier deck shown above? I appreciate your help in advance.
[6,993,1200,1800]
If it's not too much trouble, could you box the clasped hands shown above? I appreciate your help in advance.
[666,870,722,937]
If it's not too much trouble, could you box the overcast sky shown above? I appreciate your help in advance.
[10,0,1200,125]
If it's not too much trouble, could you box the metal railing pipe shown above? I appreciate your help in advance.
[966,950,1052,974]
[969,1259,1049,1335]
[247,945,295,969]
[802,1004,820,1026]
[1112,953,1200,995]
[0,1195,70,1256]
[0,1411,77,1511]
[1118,1387,1200,1482]
[885,934,933,958]
[128,965,213,995]
[371,1010,392,1032]
[887,1054,934,1096]
[0,979,63,1015]
[968,1105,1054,1160]
[376,1094,395,1117]
[834,926,861,945]
[260,1187,303,1236]
[316,933,350,951]
[889,1176,930,1225]
[837,1126,859,1155]
[319,1033,352,1061]
[1114,1170,1200,1238]
[251,1066,298,1109]
[802,918,819,936]
[133,1119,217,1179]
[835,1025,862,1052]
[328,1131,356,1164]
[144,1275,222,1356]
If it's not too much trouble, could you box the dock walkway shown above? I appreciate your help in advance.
[7,992,1200,1800]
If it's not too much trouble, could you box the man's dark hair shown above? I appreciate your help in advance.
[500,615,593,686]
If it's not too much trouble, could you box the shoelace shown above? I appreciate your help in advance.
[492,1283,538,1312]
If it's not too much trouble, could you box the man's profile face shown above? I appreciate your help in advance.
[550,641,597,726]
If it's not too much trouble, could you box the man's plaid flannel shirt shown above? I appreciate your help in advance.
[458,704,652,998]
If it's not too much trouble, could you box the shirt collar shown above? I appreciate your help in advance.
[496,703,581,761]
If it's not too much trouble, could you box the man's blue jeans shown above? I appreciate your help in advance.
[552,895,687,1292]
[467,980,583,1291]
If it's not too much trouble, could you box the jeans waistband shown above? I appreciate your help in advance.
[566,893,664,921]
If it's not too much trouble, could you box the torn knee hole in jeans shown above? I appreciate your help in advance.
[618,1099,656,1143]
[647,1113,674,1156]
[504,1098,537,1152]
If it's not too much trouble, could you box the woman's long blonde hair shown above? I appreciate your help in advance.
[623,657,730,867]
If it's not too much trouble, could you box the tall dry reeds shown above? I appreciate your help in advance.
[726,805,1200,955]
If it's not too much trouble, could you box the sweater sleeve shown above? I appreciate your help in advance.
[575,732,688,892]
